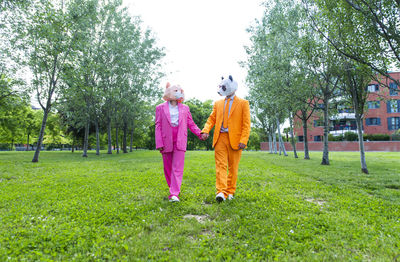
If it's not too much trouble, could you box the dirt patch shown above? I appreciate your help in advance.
[200,229,215,238]
[305,198,326,207]
[183,214,210,224]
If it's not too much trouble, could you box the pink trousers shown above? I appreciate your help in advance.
[161,126,185,199]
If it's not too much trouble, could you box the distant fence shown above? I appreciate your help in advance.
[260,141,400,152]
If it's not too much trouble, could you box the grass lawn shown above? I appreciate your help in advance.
[0,150,399,261]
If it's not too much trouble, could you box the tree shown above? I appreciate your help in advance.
[184,98,214,150]
[12,0,94,162]
[306,0,400,85]
[341,60,372,174]
[299,23,342,165]
[21,106,42,150]
[56,0,164,157]
[245,0,315,158]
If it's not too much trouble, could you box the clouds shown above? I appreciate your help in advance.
[124,0,263,102]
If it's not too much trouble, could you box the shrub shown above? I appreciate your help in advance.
[391,129,400,141]
[344,132,358,141]
[363,134,390,141]
[0,144,10,150]
[329,134,344,141]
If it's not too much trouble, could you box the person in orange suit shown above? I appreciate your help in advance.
[201,75,251,202]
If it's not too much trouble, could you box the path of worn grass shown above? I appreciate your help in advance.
[0,150,399,261]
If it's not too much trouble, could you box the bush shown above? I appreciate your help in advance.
[344,132,358,141]
[391,134,400,141]
[328,134,344,141]
[363,134,390,141]
[390,129,400,141]
[0,143,10,150]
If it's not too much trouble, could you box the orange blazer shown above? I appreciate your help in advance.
[202,96,251,150]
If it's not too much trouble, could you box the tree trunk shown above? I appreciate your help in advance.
[123,122,127,153]
[302,115,310,160]
[321,99,330,165]
[95,119,100,156]
[71,138,75,153]
[268,130,273,154]
[272,126,278,154]
[355,112,368,174]
[107,119,112,154]
[130,128,134,152]
[278,136,282,155]
[289,113,298,158]
[32,109,50,162]
[116,127,119,154]
[82,121,89,157]
[277,117,288,156]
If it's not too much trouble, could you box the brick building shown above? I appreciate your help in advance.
[294,72,400,142]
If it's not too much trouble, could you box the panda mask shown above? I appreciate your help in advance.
[218,75,238,97]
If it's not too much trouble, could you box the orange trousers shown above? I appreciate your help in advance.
[214,133,242,197]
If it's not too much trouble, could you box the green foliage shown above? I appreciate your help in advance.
[344,131,358,141]
[184,98,213,150]
[363,133,391,141]
[246,130,260,150]
[0,151,399,260]
[309,0,400,81]
[391,129,400,141]
[0,92,35,146]
[1,0,165,160]
[328,134,343,141]
[145,123,156,150]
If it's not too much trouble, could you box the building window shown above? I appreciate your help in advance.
[387,100,400,113]
[367,101,380,109]
[388,117,400,130]
[367,84,379,92]
[389,83,398,96]
[298,136,304,142]
[314,135,322,142]
[365,118,381,126]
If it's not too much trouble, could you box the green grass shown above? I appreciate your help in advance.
[0,150,399,261]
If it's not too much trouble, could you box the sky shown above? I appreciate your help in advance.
[123,0,265,102]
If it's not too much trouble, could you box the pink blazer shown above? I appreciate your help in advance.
[155,102,202,152]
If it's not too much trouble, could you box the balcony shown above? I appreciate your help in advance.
[329,125,360,136]
[329,113,356,120]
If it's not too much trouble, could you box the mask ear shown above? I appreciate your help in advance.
[166,82,171,89]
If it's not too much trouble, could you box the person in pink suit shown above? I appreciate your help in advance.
[155,83,203,202]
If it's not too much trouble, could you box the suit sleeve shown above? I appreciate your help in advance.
[187,107,202,139]
[155,106,164,149]
[201,102,217,134]
[240,100,251,145]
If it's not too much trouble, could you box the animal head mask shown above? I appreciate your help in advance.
[218,75,238,97]
[163,82,185,103]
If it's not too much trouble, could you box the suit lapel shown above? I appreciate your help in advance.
[228,97,239,118]
[218,100,225,121]
[178,103,183,125]
[163,102,171,125]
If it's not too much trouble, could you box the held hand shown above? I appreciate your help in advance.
[238,143,246,150]
[157,147,164,151]
[201,133,209,140]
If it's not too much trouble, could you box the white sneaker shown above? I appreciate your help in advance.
[227,194,234,200]
[169,196,180,202]
[215,192,226,202]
